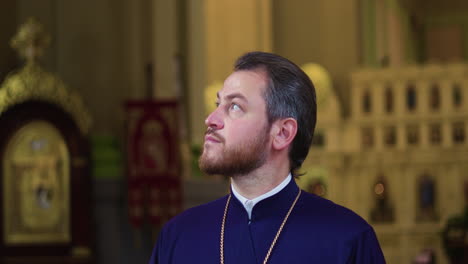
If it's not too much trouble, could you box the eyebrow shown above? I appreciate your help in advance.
[216,92,248,103]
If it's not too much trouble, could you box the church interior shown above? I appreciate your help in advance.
[1,0,467,263]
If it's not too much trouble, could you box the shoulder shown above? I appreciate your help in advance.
[161,195,228,234]
[296,191,374,238]
[150,196,229,263]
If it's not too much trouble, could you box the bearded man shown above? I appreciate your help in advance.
[149,52,385,264]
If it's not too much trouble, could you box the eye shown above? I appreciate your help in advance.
[230,103,241,111]
[215,102,220,107]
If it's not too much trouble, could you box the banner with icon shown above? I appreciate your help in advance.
[125,100,182,229]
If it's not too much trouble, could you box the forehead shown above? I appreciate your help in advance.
[219,70,268,98]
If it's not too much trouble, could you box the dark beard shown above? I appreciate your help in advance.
[199,124,270,177]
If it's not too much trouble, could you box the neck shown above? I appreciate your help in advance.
[230,160,290,200]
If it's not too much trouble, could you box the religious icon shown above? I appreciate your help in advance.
[384,85,393,113]
[412,248,436,264]
[407,125,419,145]
[3,121,70,244]
[362,89,372,113]
[362,127,374,149]
[429,84,440,110]
[416,174,438,221]
[384,126,397,146]
[406,84,417,111]
[307,180,326,197]
[370,176,395,223]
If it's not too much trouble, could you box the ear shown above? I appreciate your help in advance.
[271,118,297,151]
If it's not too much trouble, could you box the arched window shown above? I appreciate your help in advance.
[362,89,372,113]
[406,84,417,111]
[417,174,437,221]
[384,86,393,113]
[307,180,327,197]
[429,84,440,110]
[453,83,463,108]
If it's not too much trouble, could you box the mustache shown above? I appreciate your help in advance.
[205,127,225,143]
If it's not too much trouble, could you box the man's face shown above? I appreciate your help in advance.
[199,70,271,176]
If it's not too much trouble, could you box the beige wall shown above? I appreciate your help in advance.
[187,0,273,145]
[54,0,132,134]
[0,1,18,81]
[2,0,363,139]
[273,0,362,113]
[5,0,140,136]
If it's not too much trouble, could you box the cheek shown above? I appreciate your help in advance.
[226,120,266,143]
[225,129,242,145]
[224,121,245,142]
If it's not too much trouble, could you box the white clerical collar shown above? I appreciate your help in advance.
[231,173,292,219]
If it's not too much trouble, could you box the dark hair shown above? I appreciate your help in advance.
[234,51,317,177]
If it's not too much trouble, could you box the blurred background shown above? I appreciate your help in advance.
[0,0,467,263]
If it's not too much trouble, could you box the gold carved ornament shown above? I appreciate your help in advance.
[0,17,92,135]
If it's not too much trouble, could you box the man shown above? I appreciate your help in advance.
[149,52,385,263]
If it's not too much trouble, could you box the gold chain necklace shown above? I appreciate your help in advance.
[220,189,301,264]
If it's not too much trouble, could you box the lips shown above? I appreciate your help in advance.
[204,129,224,144]
[205,135,221,143]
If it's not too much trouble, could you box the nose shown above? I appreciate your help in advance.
[205,108,224,130]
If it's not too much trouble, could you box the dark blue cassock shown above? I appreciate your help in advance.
[149,180,386,263]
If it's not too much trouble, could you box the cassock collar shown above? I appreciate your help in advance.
[230,176,300,222]
[231,174,292,219]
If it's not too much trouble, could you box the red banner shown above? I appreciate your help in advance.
[125,100,182,228]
